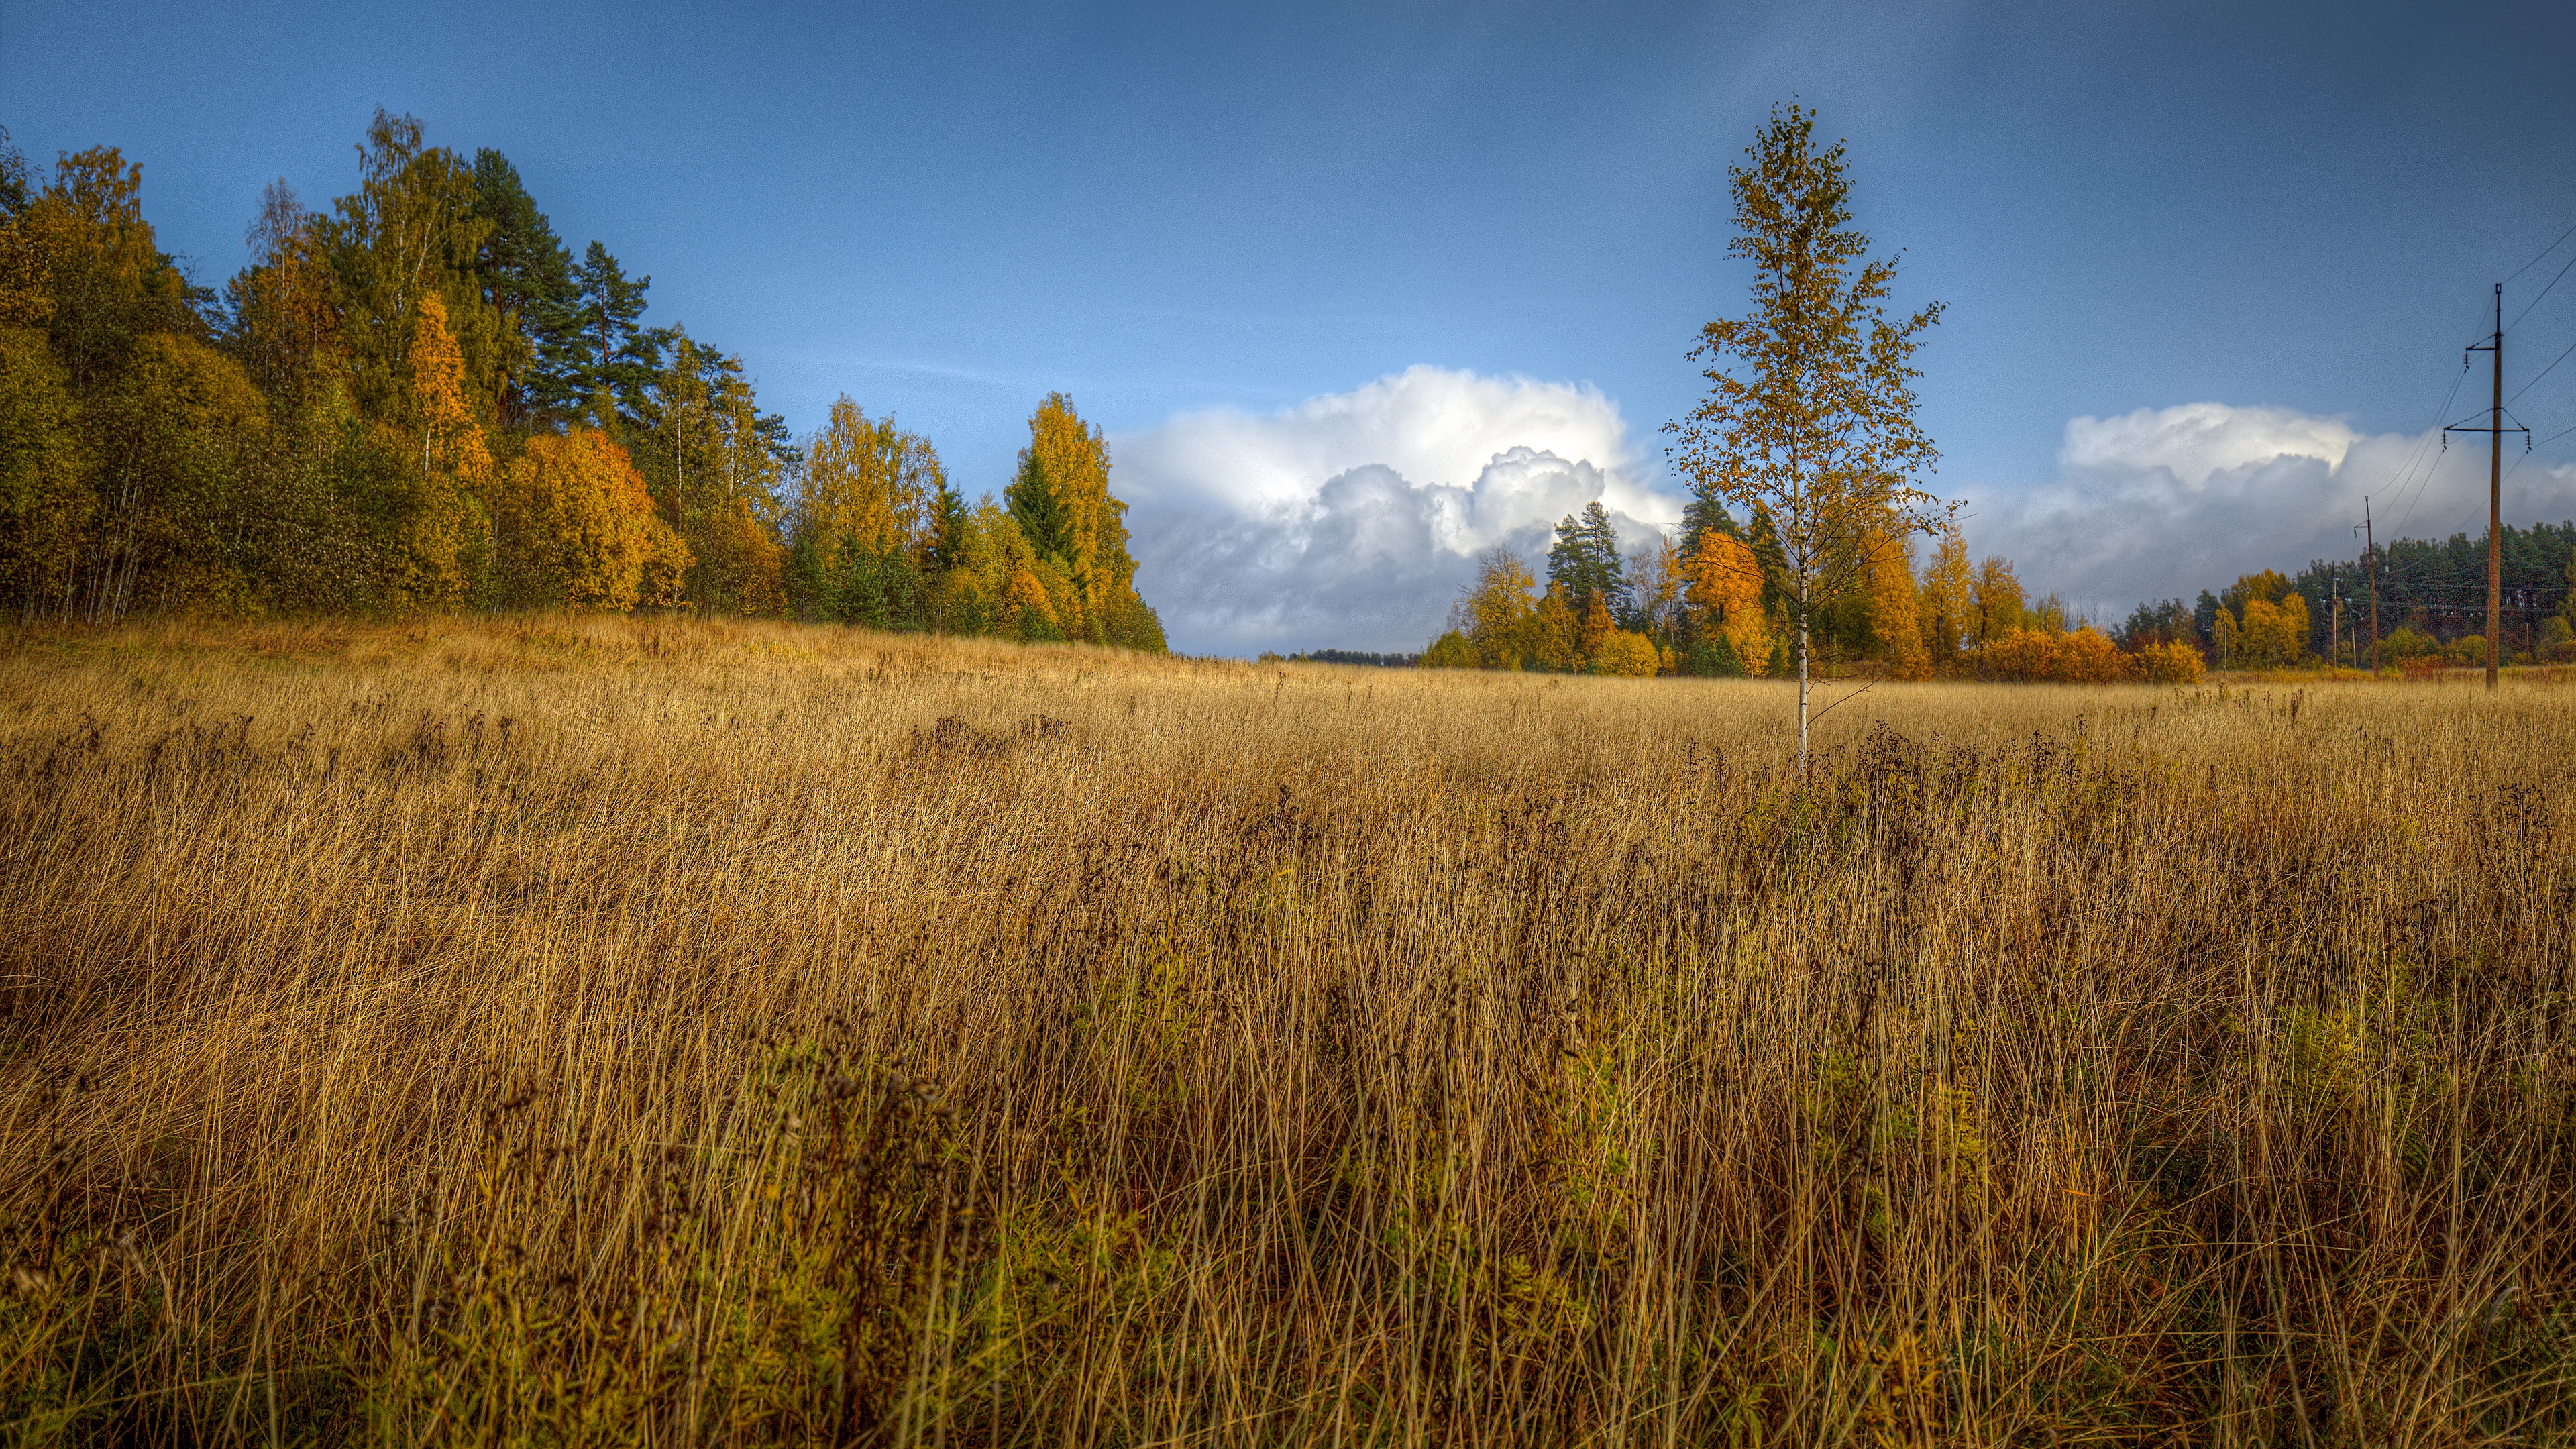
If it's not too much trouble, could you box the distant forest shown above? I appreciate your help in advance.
[1392,500,2575,680]
[2118,521,2576,667]
[0,114,1164,650]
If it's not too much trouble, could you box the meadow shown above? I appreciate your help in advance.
[1,616,2569,1446]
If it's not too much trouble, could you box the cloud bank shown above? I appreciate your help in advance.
[1113,366,1682,656]
[1963,402,2576,620]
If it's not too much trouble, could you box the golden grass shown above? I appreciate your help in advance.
[3,614,2571,1446]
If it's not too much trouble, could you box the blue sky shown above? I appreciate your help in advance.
[7,0,2573,651]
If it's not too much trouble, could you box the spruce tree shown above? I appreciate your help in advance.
[469,150,574,428]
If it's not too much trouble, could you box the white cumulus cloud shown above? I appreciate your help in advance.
[1962,401,2576,620]
[1114,366,1683,655]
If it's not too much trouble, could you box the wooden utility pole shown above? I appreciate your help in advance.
[2358,498,2379,675]
[2446,285,2528,691]
[2331,593,2343,668]
[2487,284,2500,690]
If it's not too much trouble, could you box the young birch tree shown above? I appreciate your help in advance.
[1669,104,1947,769]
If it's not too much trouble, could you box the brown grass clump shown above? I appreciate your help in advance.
[2,614,2571,1446]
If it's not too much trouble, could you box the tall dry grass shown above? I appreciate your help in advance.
[1,614,2570,1446]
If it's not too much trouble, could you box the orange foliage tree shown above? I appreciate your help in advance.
[1683,529,1773,676]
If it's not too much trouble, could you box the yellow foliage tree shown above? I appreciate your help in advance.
[2235,594,2308,667]
[1970,625,2125,682]
[2130,639,2207,684]
[800,395,938,564]
[1588,630,1660,676]
[1917,525,1973,669]
[1529,582,1584,672]
[496,429,690,611]
[1971,557,2026,646]
[1456,548,1537,669]
[409,292,490,488]
[1668,106,1948,763]
[1863,532,1930,679]
[1000,566,1060,639]
[1005,393,1161,649]
[1578,589,1616,663]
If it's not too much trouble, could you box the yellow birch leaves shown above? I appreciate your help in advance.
[409,292,489,487]
[496,429,690,611]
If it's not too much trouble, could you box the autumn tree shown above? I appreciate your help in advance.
[1454,548,1538,669]
[0,143,287,621]
[494,429,688,610]
[409,293,490,486]
[1916,524,1973,669]
[1669,104,1946,766]
[1578,588,1617,663]
[1529,583,1584,672]
[791,396,945,627]
[1004,393,1163,651]
[1862,531,1929,679]
[1420,630,1479,669]
[2210,570,2308,669]
[1970,557,2027,646]
[1588,628,1661,676]
[1682,528,1773,676]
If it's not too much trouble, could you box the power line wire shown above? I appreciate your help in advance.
[2371,293,2496,539]
[2388,356,2475,537]
[2505,248,2576,332]
[2508,336,2576,404]
[2505,218,2576,282]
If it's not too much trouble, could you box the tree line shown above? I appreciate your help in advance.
[1419,500,2208,684]
[0,115,1164,651]
[1415,504,2576,682]
[2122,522,2576,669]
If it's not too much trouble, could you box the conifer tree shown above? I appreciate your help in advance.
[550,241,659,424]
[469,150,572,427]
[1547,501,1627,620]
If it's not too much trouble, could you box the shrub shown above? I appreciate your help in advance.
[2127,638,2206,684]
[1420,631,1479,669]
[1967,626,2127,682]
[1587,629,1661,677]
[2382,625,2438,663]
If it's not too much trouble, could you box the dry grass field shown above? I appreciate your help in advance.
[2,615,2571,1446]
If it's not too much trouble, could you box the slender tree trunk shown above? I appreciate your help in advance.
[1796,572,1811,771]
